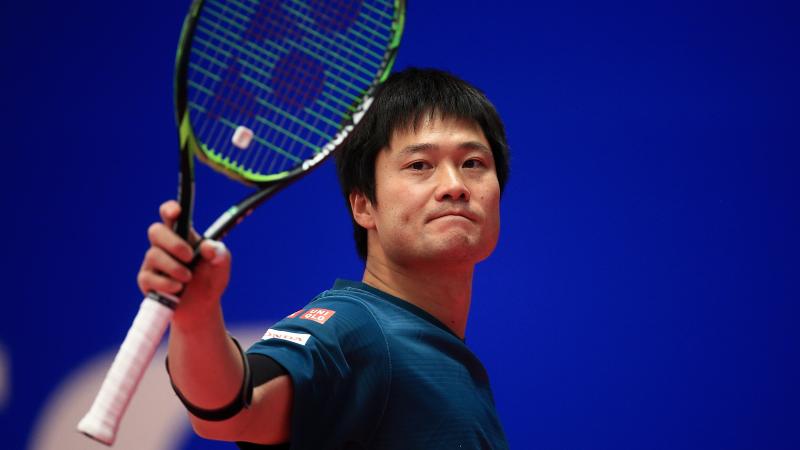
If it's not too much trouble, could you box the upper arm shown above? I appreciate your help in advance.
[189,373,293,445]
[230,295,390,447]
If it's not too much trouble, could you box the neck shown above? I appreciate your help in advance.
[362,255,474,339]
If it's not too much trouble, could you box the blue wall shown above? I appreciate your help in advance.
[1,1,798,449]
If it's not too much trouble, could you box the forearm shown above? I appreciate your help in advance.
[167,303,243,411]
[166,304,293,443]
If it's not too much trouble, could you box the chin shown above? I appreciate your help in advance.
[421,233,495,265]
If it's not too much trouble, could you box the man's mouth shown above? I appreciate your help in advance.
[428,210,477,222]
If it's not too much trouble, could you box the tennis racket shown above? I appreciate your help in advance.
[77,0,404,445]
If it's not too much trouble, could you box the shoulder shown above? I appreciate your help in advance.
[246,289,393,447]
[294,287,383,334]
[250,287,387,356]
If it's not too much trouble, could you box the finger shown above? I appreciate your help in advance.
[142,247,193,283]
[198,239,229,266]
[159,200,203,244]
[159,200,182,230]
[147,222,194,263]
[137,270,184,295]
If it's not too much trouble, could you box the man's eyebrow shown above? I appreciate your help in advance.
[398,141,492,155]
[399,142,436,155]
[460,141,492,155]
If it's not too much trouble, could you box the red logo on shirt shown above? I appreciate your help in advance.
[287,309,305,319]
[300,308,336,325]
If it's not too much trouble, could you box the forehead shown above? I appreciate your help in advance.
[386,114,488,152]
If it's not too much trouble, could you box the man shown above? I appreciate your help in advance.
[138,68,511,449]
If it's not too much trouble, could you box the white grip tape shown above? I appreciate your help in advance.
[77,296,175,445]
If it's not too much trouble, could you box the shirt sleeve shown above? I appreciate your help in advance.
[246,292,390,449]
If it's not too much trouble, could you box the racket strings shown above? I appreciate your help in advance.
[308,0,362,34]
[186,0,399,181]
[191,2,319,175]
[193,0,291,173]
[199,0,382,155]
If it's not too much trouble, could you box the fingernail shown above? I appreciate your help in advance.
[209,240,227,265]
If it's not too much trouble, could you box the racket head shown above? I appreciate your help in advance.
[174,0,405,187]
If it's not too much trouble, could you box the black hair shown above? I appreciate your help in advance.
[335,67,510,261]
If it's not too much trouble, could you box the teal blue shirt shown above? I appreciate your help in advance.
[247,279,508,449]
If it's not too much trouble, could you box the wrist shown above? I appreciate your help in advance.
[171,301,225,333]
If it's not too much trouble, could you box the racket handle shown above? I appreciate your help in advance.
[77,293,177,445]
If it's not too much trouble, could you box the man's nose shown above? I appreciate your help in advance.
[434,164,470,202]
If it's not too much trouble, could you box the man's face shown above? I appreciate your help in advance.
[362,115,501,268]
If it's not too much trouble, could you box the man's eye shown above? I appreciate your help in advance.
[409,161,429,170]
[463,159,484,169]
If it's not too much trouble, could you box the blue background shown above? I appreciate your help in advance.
[1,0,798,449]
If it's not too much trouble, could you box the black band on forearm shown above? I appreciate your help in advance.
[165,334,254,422]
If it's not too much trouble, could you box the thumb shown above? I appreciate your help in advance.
[198,239,230,267]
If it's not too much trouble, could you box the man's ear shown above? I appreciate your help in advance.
[349,190,376,229]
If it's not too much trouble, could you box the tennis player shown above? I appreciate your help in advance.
[138,68,511,449]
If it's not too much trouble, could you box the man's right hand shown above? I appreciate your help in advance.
[137,200,232,325]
